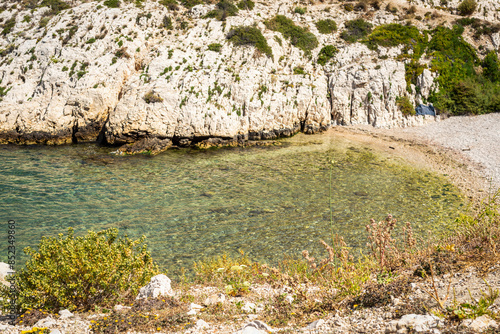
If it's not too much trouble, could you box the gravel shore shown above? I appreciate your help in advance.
[396,113,500,190]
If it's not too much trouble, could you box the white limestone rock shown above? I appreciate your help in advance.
[136,274,174,300]
[387,314,443,333]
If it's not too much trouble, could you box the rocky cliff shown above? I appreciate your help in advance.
[0,0,498,148]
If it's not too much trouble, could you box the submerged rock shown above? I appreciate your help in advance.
[115,137,172,155]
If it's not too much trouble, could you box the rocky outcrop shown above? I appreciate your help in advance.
[0,0,498,147]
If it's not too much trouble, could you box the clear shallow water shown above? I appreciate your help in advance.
[0,133,464,276]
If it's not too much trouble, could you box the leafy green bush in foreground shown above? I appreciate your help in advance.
[0,228,160,312]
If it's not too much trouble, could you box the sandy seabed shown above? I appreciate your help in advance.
[328,113,500,204]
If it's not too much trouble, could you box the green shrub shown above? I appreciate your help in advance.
[457,0,477,16]
[144,91,164,103]
[317,45,338,65]
[227,26,273,58]
[162,15,173,29]
[265,15,318,54]
[340,19,372,43]
[160,0,179,11]
[39,17,50,28]
[206,0,239,21]
[344,3,354,11]
[0,228,159,312]
[482,51,500,83]
[103,0,120,8]
[433,77,500,115]
[363,23,427,58]
[405,60,427,93]
[180,0,203,8]
[1,17,16,36]
[428,25,479,100]
[315,19,337,34]
[237,0,254,10]
[396,96,415,116]
[293,66,306,74]
[208,43,222,52]
[294,6,306,15]
[40,0,70,15]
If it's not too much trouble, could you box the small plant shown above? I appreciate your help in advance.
[315,19,337,34]
[227,26,273,58]
[447,281,499,319]
[293,66,305,75]
[115,47,130,59]
[208,43,222,52]
[294,6,306,15]
[237,0,254,10]
[343,3,354,11]
[20,327,49,334]
[317,45,338,66]
[162,16,173,30]
[0,228,159,313]
[143,91,163,103]
[396,96,416,116]
[457,0,477,16]
[340,19,373,43]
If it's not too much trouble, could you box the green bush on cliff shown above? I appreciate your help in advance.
[227,26,273,58]
[206,0,239,21]
[317,45,338,66]
[340,19,372,43]
[396,96,415,116]
[0,228,159,312]
[103,0,120,8]
[1,16,16,36]
[160,0,179,11]
[237,0,254,10]
[482,51,500,83]
[363,23,427,58]
[457,0,477,16]
[315,19,337,34]
[425,25,495,115]
[40,0,70,15]
[265,15,318,54]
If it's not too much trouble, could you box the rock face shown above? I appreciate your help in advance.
[0,0,498,146]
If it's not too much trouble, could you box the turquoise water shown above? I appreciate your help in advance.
[0,133,463,276]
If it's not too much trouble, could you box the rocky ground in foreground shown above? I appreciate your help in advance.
[1,264,499,333]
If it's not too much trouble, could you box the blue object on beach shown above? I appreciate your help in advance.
[415,104,435,116]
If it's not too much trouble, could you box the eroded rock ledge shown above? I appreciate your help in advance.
[0,0,498,150]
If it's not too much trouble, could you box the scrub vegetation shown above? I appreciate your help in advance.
[265,15,318,54]
[227,26,273,58]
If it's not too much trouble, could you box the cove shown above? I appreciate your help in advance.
[0,132,464,276]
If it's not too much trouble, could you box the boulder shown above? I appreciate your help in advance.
[136,274,174,300]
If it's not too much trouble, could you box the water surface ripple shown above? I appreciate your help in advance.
[0,133,463,275]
